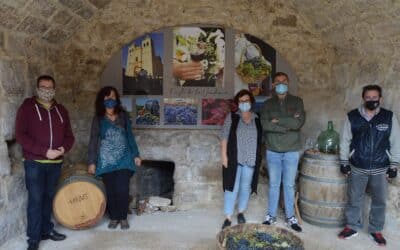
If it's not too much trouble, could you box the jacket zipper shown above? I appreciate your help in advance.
[369,123,373,169]
[48,109,53,149]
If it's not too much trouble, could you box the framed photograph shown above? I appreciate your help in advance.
[122,32,164,95]
[173,27,225,88]
[120,96,134,118]
[234,33,276,96]
[135,97,161,125]
[201,99,234,125]
[164,98,198,125]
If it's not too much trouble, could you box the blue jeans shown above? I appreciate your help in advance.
[224,165,255,217]
[266,150,299,218]
[24,160,62,244]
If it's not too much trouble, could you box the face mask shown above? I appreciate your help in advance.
[36,87,55,102]
[239,102,251,112]
[365,100,379,110]
[104,99,117,109]
[275,83,288,95]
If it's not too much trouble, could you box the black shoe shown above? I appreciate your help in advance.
[120,219,130,230]
[287,216,302,232]
[41,230,66,241]
[27,242,39,250]
[370,232,386,246]
[338,226,358,239]
[108,219,119,229]
[221,219,231,229]
[237,213,246,224]
[262,214,277,225]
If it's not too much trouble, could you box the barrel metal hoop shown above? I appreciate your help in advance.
[299,196,347,207]
[299,173,348,184]
[58,175,106,193]
[301,213,345,228]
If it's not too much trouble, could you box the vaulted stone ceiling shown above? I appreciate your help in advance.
[1,0,399,56]
[0,0,111,43]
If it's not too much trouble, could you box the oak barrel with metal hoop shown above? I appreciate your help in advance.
[299,150,348,227]
[53,163,106,229]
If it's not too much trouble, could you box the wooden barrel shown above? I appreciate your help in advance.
[299,150,348,227]
[53,163,106,230]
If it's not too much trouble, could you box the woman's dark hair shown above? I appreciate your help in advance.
[95,86,123,117]
[362,84,382,98]
[234,89,255,109]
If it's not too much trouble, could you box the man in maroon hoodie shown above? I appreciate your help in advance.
[15,75,74,250]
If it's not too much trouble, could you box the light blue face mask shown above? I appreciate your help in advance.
[239,102,251,112]
[275,83,288,95]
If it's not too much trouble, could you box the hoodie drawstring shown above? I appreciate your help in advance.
[55,106,64,123]
[34,104,42,121]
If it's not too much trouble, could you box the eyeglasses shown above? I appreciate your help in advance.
[38,86,54,90]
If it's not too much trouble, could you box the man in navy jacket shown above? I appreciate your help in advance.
[338,85,400,247]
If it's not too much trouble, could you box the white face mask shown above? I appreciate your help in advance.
[239,102,251,112]
[36,87,55,102]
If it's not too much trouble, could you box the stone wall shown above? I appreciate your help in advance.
[1,0,400,246]
[0,30,58,244]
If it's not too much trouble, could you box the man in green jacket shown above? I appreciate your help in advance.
[260,72,305,232]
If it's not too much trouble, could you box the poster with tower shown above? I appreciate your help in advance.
[122,33,164,95]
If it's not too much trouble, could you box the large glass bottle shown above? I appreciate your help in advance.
[317,121,340,154]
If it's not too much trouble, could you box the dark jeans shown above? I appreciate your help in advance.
[345,171,387,233]
[24,160,62,244]
[101,169,133,220]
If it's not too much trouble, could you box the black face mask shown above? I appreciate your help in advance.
[365,100,379,110]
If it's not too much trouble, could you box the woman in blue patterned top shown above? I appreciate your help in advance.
[88,86,141,230]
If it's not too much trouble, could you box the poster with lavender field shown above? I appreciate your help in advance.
[164,98,197,125]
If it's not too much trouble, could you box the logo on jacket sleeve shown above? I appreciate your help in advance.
[376,123,389,131]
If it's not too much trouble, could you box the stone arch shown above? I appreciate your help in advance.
[51,0,335,164]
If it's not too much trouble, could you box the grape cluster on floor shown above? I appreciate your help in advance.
[225,231,303,250]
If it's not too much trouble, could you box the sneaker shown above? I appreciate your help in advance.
[120,219,130,230]
[287,216,302,232]
[262,214,277,225]
[237,213,246,224]
[27,242,39,250]
[221,219,231,229]
[108,220,119,229]
[370,232,386,246]
[338,226,358,239]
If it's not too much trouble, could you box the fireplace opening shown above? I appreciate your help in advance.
[136,160,175,203]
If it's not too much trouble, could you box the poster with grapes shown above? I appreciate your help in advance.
[234,33,276,96]
[135,97,160,125]
[201,99,235,125]
[164,98,198,125]
[173,27,225,88]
